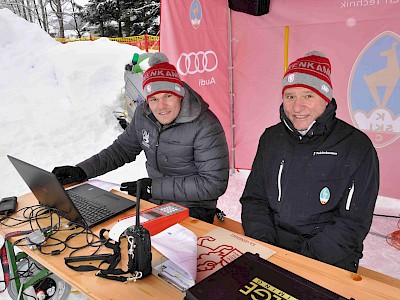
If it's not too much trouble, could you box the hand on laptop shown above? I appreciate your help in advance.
[120,178,152,200]
[52,166,87,185]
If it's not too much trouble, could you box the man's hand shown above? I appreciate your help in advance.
[120,178,152,200]
[52,166,87,185]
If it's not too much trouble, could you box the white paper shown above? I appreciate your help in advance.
[151,224,197,282]
[109,215,148,241]
[153,259,195,291]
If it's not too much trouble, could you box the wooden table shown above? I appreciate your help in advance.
[1,191,399,300]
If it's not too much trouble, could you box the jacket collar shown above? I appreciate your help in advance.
[280,98,337,140]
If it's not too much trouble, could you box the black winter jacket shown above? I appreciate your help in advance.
[240,99,379,272]
[78,83,229,209]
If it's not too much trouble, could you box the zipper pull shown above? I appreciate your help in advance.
[277,159,285,202]
[345,181,355,211]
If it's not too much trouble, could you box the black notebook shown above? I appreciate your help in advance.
[185,252,351,300]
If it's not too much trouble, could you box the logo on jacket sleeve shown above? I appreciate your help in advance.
[142,129,150,148]
[319,187,330,205]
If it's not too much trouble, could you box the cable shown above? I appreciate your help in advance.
[386,219,400,250]
[373,213,400,219]
[2,204,104,256]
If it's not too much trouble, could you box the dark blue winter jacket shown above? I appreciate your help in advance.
[240,99,379,272]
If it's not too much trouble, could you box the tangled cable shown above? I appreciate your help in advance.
[0,205,105,255]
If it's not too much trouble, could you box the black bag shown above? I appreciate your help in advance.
[64,180,152,282]
[125,179,152,278]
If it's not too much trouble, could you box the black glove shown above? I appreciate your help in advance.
[120,178,152,200]
[52,166,87,185]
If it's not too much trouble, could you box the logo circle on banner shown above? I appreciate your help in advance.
[190,0,202,29]
[348,31,400,148]
[176,51,218,76]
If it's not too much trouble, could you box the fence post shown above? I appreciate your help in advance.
[144,34,149,52]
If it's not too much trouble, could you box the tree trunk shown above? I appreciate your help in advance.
[99,20,104,36]
[56,0,65,38]
[49,0,64,38]
[20,0,28,20]
[116,0,122,37]
[70,0,82,38]
[38,0,49,32]
[31,0,43,29]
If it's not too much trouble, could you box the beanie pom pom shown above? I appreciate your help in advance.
[305,51,326,58]
[149,52,169,66]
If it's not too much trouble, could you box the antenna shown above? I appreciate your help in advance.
[136,180,141,227]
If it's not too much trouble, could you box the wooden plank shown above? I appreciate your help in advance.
[213,215,400,290]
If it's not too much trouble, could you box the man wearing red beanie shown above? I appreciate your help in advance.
[241,51,379,272]
[52,52,229,224]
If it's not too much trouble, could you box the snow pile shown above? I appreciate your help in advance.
[0,8,147,197]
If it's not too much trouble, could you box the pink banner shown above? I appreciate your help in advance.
[160,0,231,152]
[161,0,400,199]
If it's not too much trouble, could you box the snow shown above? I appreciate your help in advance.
[0,8,399,299]
[0,8,148,201]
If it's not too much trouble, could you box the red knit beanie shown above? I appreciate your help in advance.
[282,51,332,103]
[142,53,185,102]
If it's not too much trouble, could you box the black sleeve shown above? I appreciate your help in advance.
[240,132,277,244]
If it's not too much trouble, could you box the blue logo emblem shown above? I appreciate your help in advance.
[319,187,330,205]
[348,31,400,148]
[190,0,202,29]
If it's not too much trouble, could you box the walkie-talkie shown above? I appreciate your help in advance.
[125,180,152,278]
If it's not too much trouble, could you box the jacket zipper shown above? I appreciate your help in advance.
[277,159,285,202]
[146,113,177,172]
[155,130,161,171]
[345,181,354,211]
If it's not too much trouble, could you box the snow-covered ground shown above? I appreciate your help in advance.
[0,8,399,299]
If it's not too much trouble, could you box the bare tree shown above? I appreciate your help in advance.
[0,0,49,31]
[49,0,65,37]
[69,0,82,37]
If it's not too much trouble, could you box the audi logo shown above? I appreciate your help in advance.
[176,51,218,76]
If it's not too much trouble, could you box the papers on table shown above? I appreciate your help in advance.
[151,224,197,291]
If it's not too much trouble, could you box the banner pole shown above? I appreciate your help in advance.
[228,6,235,175]
[284,26,289,73]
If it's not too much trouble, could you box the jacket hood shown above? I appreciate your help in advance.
[280,98,337,140]
[144,81,209,125]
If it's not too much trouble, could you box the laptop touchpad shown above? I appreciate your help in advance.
[94,195,120,211]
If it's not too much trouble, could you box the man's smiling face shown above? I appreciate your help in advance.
[283,87,328,131]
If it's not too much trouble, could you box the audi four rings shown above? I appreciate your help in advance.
[176,51,218,76]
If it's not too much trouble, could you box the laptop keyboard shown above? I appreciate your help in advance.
[67,191,114,224]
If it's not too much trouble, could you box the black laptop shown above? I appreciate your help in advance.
[8,155,136,228]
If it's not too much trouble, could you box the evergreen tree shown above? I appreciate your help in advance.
[82,0,117,36]
[120,0,159,36]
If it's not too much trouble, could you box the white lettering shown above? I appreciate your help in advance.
[313,151,338,156]
[340,0,381,8]
[198,77,216,86]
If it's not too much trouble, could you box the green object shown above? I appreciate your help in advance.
[5,240,71,300]
[132,53,140,65]
[133,53,151,73]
